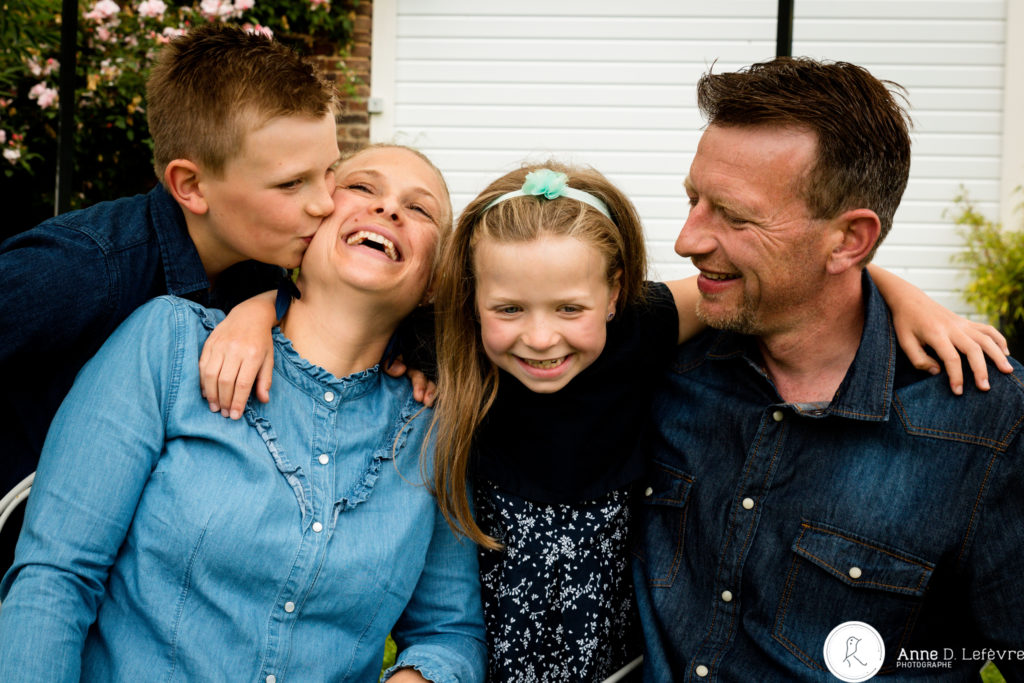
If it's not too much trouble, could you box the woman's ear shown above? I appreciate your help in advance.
[164,159,209,216]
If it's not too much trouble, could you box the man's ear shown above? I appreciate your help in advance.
[826,209,881,275]
[164,159,209,216]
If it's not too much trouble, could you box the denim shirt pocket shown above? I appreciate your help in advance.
[633,461,694,588]
[772,520,935,672]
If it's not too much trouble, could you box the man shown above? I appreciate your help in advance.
[633,57,1024,681]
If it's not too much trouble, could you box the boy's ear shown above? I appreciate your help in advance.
[164,159,209,216]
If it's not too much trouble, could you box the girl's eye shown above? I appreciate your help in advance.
[496,305,521,315]
[559,305,583,314]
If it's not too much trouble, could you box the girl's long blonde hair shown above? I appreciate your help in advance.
[430,160,648,548]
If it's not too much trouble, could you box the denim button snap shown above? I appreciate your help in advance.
[324,391,335,402]
[312,522,323,533]
[266,675,277,683]
[721,590,733,602]
[849,566,862,579]
[742,497,754,510]
[644,487,653,497]
[318,454,330,465]
[695,664,709,677]
[284,601,295,613]
[772,410,784,422]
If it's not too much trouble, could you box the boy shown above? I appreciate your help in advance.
[0,23,341,565]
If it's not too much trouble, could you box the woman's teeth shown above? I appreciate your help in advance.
[347,231,399,261]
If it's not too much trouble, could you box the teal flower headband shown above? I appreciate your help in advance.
[483,169,612,220]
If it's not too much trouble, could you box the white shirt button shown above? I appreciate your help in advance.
[266,675,277,683]
[849,566,863,579]
[312,521,323,533]
[772,409,784,422]
[644,487,654,497]
[742,497,755,510]
[284,601,295,613]
[324,391,335,402]
[695,664,709,677]
[721,590,733,602]
[318,453,330,465]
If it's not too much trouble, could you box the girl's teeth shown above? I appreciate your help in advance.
[524,358,563,369]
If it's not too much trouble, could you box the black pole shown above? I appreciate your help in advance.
[55,0,78,216]
[776,0,794,57]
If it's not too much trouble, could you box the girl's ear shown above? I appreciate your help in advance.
[608,268,623,316]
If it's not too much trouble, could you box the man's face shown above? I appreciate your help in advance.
[674,124,834,336]
[199,112,340,272]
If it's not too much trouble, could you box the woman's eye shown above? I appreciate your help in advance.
[410,204,433,219]
[346,183,372,193]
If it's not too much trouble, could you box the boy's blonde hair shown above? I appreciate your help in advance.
[146,23,338,183]
[430,161,647,548]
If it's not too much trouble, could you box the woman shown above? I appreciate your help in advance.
[0,146,485,683]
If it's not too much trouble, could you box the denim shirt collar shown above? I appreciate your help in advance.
[270,327,383,406]
[706,270,895,422]
[150,184,211,296]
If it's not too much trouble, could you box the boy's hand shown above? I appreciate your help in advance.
[893,309,1011,395]
[199,291,278,419]
[384,357,438,407]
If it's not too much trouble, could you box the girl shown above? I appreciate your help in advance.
[429,161,1009,682]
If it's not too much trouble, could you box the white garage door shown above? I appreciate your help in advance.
[371,0,1017,313]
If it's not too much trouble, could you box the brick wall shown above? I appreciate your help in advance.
[313,0,372,154]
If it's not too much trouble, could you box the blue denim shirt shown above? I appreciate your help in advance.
[634,273,1024,682]
[0,186,282,493]
[0,297,485,683]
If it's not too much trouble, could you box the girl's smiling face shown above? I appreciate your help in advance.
[473,233,620,394]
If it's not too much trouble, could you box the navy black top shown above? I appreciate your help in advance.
[474,281,679,504]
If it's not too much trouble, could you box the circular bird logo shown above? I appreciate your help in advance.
[823,621,885,681]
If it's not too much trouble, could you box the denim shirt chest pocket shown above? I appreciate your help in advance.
[773,520,935,671]
[633,461,694,588]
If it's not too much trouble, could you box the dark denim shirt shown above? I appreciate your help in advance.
[634,272,1024,682]
[0,185,282,493]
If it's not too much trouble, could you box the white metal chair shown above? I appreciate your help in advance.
[601,655,643,683]
[0,472,34,539]
[0,472,34,607]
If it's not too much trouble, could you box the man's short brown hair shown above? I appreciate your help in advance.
[696,57,912,261]
[146,23,337,183]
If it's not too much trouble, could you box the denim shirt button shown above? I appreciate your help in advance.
[742,497,754,510]
[312,522,324,533]
[318,453,330,465]
[849,566,863,579]
[284,601,296,613]
[644,486,654,497]
[324,391,335,402]
[695,664,709,677]
[266,676,277,683]
[721,590,733,602]
[772,409,784,422]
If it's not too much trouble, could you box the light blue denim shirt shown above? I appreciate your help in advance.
[0,296,485,683]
